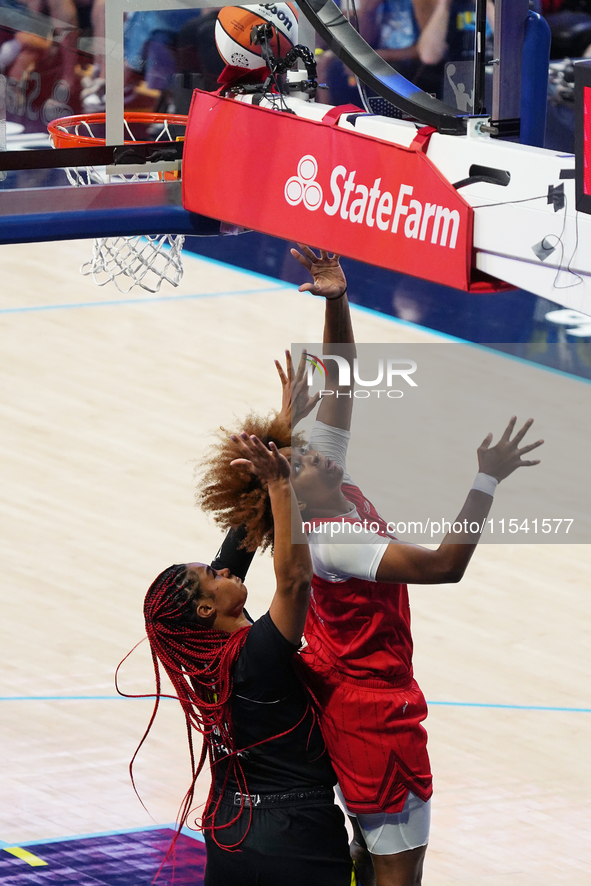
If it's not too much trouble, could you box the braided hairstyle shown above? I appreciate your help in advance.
[142,564,251,845]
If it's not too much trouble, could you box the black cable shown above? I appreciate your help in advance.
[549,192,584,289]
[470,194,548,209]
[470,191,583,289]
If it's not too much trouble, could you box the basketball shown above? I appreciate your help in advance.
[215,3,299,71]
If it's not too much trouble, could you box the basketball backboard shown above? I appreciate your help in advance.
[0,0,317,247]
[1,0,474,248]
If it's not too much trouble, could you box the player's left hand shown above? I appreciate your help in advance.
[276,349,321,429]
[477,417,543,482]
[230,434,291,483]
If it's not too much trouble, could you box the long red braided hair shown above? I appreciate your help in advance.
[142,563,252,846]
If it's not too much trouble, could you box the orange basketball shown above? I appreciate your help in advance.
[215,3,299,71]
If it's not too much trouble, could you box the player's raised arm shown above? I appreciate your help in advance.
[231,434,312,645]
[376,417,544,584]
[290,245,355,431]
[275,349,321,432]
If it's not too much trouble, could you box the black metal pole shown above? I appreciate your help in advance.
[473,0,488,114]
[492,0,530,132]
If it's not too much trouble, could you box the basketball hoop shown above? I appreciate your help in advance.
[48,112,187,293]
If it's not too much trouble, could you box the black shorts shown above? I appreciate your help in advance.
[203,793,354,886]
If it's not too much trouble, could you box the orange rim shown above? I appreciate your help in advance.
[48,112,188,149]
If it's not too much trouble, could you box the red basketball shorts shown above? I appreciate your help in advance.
[302,662,433,815]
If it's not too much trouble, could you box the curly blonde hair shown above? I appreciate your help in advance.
[197,411,305,553]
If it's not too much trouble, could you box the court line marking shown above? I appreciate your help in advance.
[184,250,591,390]
[1,824,204,848]
[351,301,591,387]
[427,701,591,712]
[182,246,303,288]
[3,249,589,386]
[1,847,47,866]
[0,285,290,315]
[0,695,588,712]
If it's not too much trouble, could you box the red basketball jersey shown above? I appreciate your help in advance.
[304,482,414,683]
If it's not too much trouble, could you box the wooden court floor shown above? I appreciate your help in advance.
[0,239,590,884]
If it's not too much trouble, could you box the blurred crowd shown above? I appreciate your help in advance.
[0,0,225,126]
[0,0,590,144]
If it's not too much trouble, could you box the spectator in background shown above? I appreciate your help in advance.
[318,0,440,105]
[0,0,78,75]
[123,10,199,103]
[358,0,441,91]
[358,0,435,64]
[319,0,493,107]
[415,0,494,108]
[417,0,494,67]
[79,0,105,109]
[0,0,81,121]
[81,5,204,111]
[541,0,591,57]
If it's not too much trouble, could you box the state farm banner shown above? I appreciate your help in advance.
[183,90,474,291]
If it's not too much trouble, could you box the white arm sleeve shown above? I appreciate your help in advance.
[308,420,353,485]
[309,531,389,582]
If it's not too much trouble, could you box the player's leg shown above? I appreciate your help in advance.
[205,800,354,886]
[254,802,355,886]
[357,793,431,886]
[349,814,376,886]
[371,845,427,886]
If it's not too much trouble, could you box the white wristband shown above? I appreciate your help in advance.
[472,472,498,497]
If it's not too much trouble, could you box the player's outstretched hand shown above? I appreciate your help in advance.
[477,417,543,482]
[276,349,321,429]
[230,434,291,482]
[290,244,347,300]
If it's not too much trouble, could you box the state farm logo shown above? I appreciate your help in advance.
[283,156,460,249]
[284,155,323,211]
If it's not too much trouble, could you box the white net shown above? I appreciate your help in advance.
[81,234,185,293]
[51,115,185,293]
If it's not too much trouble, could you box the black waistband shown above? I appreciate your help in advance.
[218,787,335,808]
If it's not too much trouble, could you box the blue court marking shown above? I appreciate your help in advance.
[427,700,591,712]
[0,825,207,885]
[7,824,204,847]
[0,695,138,700]
[156,252,591,387]
[350,301,471,344]
[0,284,290,315]
[0,695,588,712]
[182,245,308,289]
[3,244,588,387]
[350,301,591,387]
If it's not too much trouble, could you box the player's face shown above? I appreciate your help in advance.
[186,563,248,621]
[290,446,344,506]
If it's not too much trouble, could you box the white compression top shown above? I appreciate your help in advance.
[306,421,389,583]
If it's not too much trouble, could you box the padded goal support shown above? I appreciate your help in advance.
[296,0,467,134]
[0,181,219,244]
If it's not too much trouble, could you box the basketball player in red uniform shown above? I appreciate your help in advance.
[199,246,543,886]
[281,246,543,886]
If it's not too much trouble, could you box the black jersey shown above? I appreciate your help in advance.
[213,612,336,795]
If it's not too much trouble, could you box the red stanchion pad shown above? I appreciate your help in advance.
[182,90,475,291]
